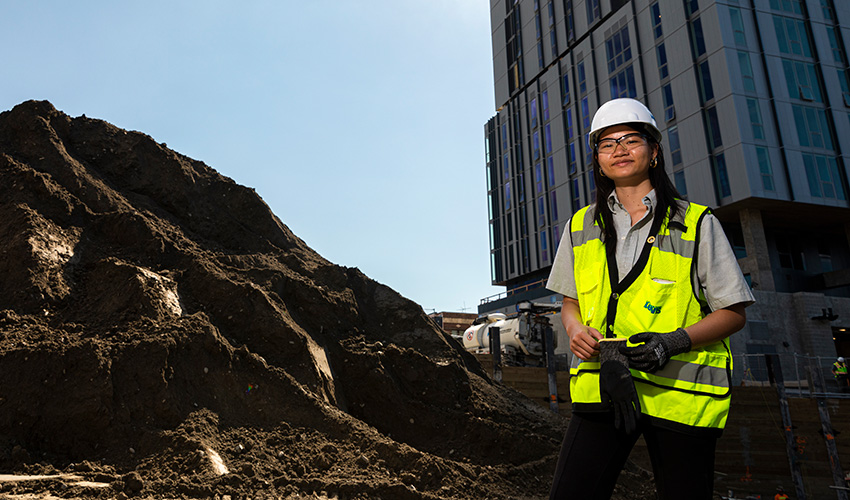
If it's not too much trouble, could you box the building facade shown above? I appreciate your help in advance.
[428,311,479,338]
[482,0,850,375]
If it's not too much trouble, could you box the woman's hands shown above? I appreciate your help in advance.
[569,323,603,360]
[561,298,602,360]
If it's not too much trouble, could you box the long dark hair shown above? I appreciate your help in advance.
[591,124,683,249]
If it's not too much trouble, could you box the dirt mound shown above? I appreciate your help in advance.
[0,101,651,499]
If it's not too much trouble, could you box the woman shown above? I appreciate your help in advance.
[546,98,754,499]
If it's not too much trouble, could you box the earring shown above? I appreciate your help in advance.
[650,157,658,168]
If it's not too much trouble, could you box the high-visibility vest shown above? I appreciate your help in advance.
[834,362,847,375]
[568,201,732,434]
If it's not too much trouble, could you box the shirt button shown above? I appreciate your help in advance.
[612,293,619,300]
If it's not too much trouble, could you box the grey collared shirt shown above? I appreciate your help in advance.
[546,190,755,312]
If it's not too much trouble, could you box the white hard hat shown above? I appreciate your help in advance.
[589,98,662,147]
[839,357,845,362]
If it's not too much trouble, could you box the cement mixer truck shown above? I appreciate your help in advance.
[462,301,561,366]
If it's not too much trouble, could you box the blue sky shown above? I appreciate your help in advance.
[1,1,502,314]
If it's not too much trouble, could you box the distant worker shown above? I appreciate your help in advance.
[546,98,754,500]
[832,357,849,391]
[774,486,789,500]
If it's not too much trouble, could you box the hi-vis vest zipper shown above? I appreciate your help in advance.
[569,201,732,434]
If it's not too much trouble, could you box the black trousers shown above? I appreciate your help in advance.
[549,411,717,500]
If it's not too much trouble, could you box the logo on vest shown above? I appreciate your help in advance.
[644,301,662,314]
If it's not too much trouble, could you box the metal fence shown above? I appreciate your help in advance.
[734,353,850,399]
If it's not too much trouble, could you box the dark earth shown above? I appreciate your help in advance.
[0,101,655,499]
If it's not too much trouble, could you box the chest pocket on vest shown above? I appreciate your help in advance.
[576,263,604,326]
[628,251,681,332]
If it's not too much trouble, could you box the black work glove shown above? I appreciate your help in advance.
[620,328,692,373]
[599,339,641,434]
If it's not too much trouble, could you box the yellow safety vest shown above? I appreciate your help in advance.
[834,362,847,375]
[568,201,732,434]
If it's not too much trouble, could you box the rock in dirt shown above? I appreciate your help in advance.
[0,100,653,499]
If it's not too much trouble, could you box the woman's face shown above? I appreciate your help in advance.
[595,124,657,186]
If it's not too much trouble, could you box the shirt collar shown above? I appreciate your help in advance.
[606,189,657,215]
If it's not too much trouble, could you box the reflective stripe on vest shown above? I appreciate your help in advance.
[568,201,733,431]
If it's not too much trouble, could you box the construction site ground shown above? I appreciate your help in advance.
[488,359,850,499]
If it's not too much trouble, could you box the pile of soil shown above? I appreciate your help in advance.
[0,101,654,499]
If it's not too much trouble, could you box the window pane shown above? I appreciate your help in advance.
[674,170,688,197]
[651,2,663,39]
[488,193,494,220]
[531,98,538,128]
[571,178,581,211]
[827,27,843,63]
[550,191,559,221]
[831,158,847,200]
[714,154,731,198]
[821,0,834,21]
[550,29,558,58]
[541,231,548,262]
[606,27,633,99]
[518,171,525,202]
[817,156,835,198]
[547,156,556,185]
[626,66,636,98]
[731,8,746,46]
[586,0,600,24]
[538,197,545,227]
[803,154,820,196]
[663,84,675,121]
[611,69,623,98]
[699,61,714,102]
[568,142,577,174]
[588,171,596,202]
[738,52,756,93]
[793,105,833,150]
[770,0,803,15]
[535,163,543,194]
[533,131,541,160]
[669,125,682,165]
[793,106,807,145]
[692,18,706,57]
[756,147,774,191]
[747,98,765,140]
[780,59,822,102]
[657,44,669,80]
[706,107,722,149]
[578,62,587,94]
[774,16,812,57]
[837,70,850,95]
[581,97,590,128]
